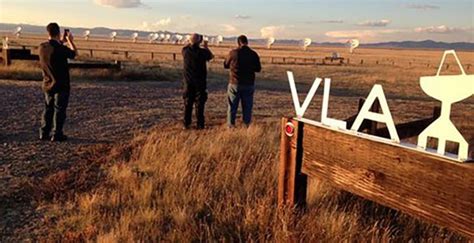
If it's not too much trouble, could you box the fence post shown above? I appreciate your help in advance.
[278,118,307,207]
[89,49,93,57]
[360,59,364,65]
[173,53,177,61]
[4,49,11,66]
[151,52,154,60]
[124,51,129,59]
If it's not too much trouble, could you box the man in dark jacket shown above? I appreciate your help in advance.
[224,35,261,128]
[38,23,77,141]
[182,33,214,129]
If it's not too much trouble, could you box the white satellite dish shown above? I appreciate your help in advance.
[267,37,275,49]
[148,33,159,43]
[203,36,209,42]
[164,34,171,42]
[216,35,224,45]
[303,38,312,51]
[184,34,191,43]
[131,32,139,43]
[83,30,91,41]
[348,39,360,53]
[110,31,117,42]
[14,26,22,38]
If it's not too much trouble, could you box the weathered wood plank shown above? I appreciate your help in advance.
[300,122,474,237]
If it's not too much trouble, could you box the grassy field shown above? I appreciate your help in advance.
[1,35,473,241]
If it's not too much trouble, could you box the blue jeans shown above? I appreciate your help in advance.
[227,84,255,126]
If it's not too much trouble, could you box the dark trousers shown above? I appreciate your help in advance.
[40,91,70,137]
[183,83,207,128]
[227,84,255,126]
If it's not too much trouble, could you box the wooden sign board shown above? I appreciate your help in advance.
[278,117,474,238]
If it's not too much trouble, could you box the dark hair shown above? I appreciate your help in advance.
[237,35,248,45]
[46,23,60,37]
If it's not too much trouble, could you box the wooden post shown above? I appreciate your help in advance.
[172,53,177,61]
[89,49,93,57]
[124,51,129,59]
[4,49,11,66]
[360,59,364,65]
[151,52,154,60]
[278,118,307,207]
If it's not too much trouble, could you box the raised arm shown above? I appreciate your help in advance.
[65,32,77,59]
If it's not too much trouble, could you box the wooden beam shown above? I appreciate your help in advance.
[300,122,474,238]
[278,118,307,207]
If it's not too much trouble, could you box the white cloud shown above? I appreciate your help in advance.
[221,24,238,33]
[320,20,344,24]
[325,29,401,40]
[260,25,286,38]
[140,18,172,31]
[414,25,469,34]
[235,14,251,20]
[357,19,391,27]
[94,0,142,8]
[405,4,440,10]
[154,17,172,27]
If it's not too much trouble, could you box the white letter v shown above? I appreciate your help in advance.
[287,71,322,118]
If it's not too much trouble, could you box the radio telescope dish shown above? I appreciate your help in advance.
[14,26,22,38]
[148,33,159,43]
[267,37,275,49]
[303,38,312,51]
[174,34,183,44]
[348,39,360,53]
[83,30,91,41]
[110,31,117,42]
[184,34,191,43]
[158,33,166,41]
[203,36,209,42]
[131,32,139,43]
[164,34,171,42]
[216,35,224,45]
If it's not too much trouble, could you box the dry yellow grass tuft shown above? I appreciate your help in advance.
[43,123,466,242]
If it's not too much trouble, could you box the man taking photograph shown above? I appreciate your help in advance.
[181,33,214,129]
[38,23,77,142]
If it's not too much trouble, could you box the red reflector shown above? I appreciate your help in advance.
[285,122,295,137]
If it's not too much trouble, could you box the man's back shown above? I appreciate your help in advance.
[224,46,261,86]
[39,40,76,92]
[182,44,213,85]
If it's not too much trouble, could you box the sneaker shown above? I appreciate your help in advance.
[51,134,68,142]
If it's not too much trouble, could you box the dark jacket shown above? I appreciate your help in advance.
[39,40,76,92]
[182,44,214,87]
[224,45,261,85]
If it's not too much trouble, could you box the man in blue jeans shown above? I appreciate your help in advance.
[224,35,261,128]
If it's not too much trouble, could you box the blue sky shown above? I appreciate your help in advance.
[1,0,473,43]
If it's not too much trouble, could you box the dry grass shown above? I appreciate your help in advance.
[39,123,466,242]
[3,35,473,241]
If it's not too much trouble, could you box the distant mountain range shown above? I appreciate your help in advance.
[1,23,473,50]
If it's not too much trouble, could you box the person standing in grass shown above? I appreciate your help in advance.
[224,35,261,128]
[38,23,77,142]
[181,33,214,129]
